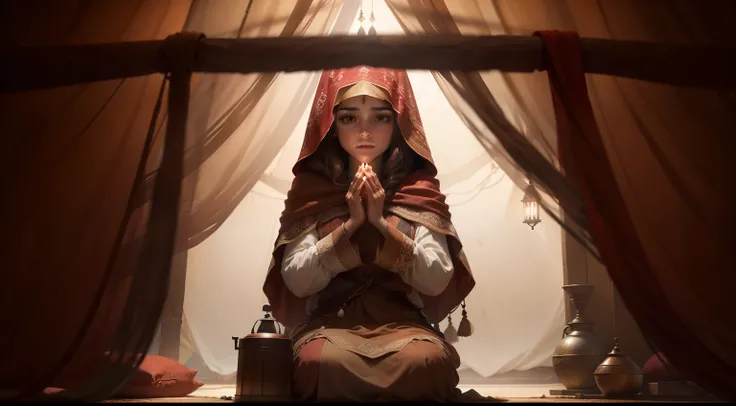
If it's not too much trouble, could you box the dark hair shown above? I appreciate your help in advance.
[304,118,423,197]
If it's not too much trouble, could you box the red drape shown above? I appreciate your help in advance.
[536,30,735,401]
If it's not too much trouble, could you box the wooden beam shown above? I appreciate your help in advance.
[1,34,734,93]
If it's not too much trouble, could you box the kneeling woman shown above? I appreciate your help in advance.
[263,66,475,402]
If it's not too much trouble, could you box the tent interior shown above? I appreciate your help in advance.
[1,0,734,403]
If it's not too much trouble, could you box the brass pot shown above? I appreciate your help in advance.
[552,284,606,390]
[552,323,606,389]
[594,338,643,398]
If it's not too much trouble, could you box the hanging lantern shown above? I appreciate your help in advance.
[521,181,541,230]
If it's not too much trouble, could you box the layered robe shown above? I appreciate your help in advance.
[263,66,475,402]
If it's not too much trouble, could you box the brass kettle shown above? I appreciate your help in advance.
[552,284,606,390]
[594,338,643,398]
[231,303,293,402]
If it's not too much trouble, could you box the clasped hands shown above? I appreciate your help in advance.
[345,162,388,236]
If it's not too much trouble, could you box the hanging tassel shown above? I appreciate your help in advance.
[457,300,474,337]
[357,9,366,36]
[368,10,377,36]
[443,315,458,343]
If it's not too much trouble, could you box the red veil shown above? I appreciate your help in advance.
[263,66,475,327]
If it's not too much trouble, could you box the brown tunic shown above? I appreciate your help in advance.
[287,216,461,402]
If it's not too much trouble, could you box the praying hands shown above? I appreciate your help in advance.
[359,163,389,235]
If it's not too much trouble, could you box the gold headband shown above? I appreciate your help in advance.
[334,80,391,107]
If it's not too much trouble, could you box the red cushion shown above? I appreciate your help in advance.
[42,387,65,395]
[117,379,204,398]
[116,354,204,398]
[642,352,682,382]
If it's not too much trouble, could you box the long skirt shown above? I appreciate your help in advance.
[291,298,461,402]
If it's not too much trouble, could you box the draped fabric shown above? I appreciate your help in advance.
[386,0,736,400]
[182,58,565,378]
[0,0,352,401]
[536,30,736,400]
[158,0,354,364]
[0,1,192,400]
[387,0,595,263]
[179,0,360,376]
[0,0,733,401]
[161,0,352,250]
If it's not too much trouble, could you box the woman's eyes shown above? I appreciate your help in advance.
[337,115,356,124]
[375,114,393,123]
[336,114,393,124]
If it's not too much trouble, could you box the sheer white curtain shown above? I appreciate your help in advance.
[407,69,564,377]
[182,74,320,374]
[178,0,360,374]
[182,0,564,379]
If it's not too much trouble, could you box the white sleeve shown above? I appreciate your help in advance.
[402,225,455,296]
[280,229,361,298]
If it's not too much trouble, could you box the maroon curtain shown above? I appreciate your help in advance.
[535,30,736,401]
[0,1,193,400]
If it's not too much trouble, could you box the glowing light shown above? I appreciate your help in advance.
[521,181,541,230]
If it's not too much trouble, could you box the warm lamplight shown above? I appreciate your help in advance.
[521,181,541,230]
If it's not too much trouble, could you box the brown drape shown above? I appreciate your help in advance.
[1,0,733,401]
[0,0,353,400]
[387,0,736,400]
[387,0,597,257]
[0,0,193,399]
[494,2,736,400]
[160,0,353,249]
[536,30,735,401]
[153,0,352,363]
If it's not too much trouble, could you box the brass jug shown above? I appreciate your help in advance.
[594,338,643,398]
[552,284,606,390]
[232,304,292,402]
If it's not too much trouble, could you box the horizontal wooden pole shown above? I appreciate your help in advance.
[1,34,734,93]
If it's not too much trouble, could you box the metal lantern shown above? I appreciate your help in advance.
[231,304,292,402]
[522,181,541,230]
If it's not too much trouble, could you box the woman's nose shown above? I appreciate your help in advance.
[359,131,370,139]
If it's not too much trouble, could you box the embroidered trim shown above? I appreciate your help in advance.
[276,206,349,248]
[385,205,458,238]
[315,233,334,259]
[393,233,415,276]
[305,332,446,359]
[455,248,472,275]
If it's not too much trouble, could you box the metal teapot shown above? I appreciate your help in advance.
[231,303,293,402]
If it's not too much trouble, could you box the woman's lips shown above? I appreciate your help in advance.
[356,145,374,149]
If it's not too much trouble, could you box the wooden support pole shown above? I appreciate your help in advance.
[2,34,734,93]
[158,251,187,361]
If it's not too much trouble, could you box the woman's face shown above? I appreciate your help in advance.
[334,95,395,165]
